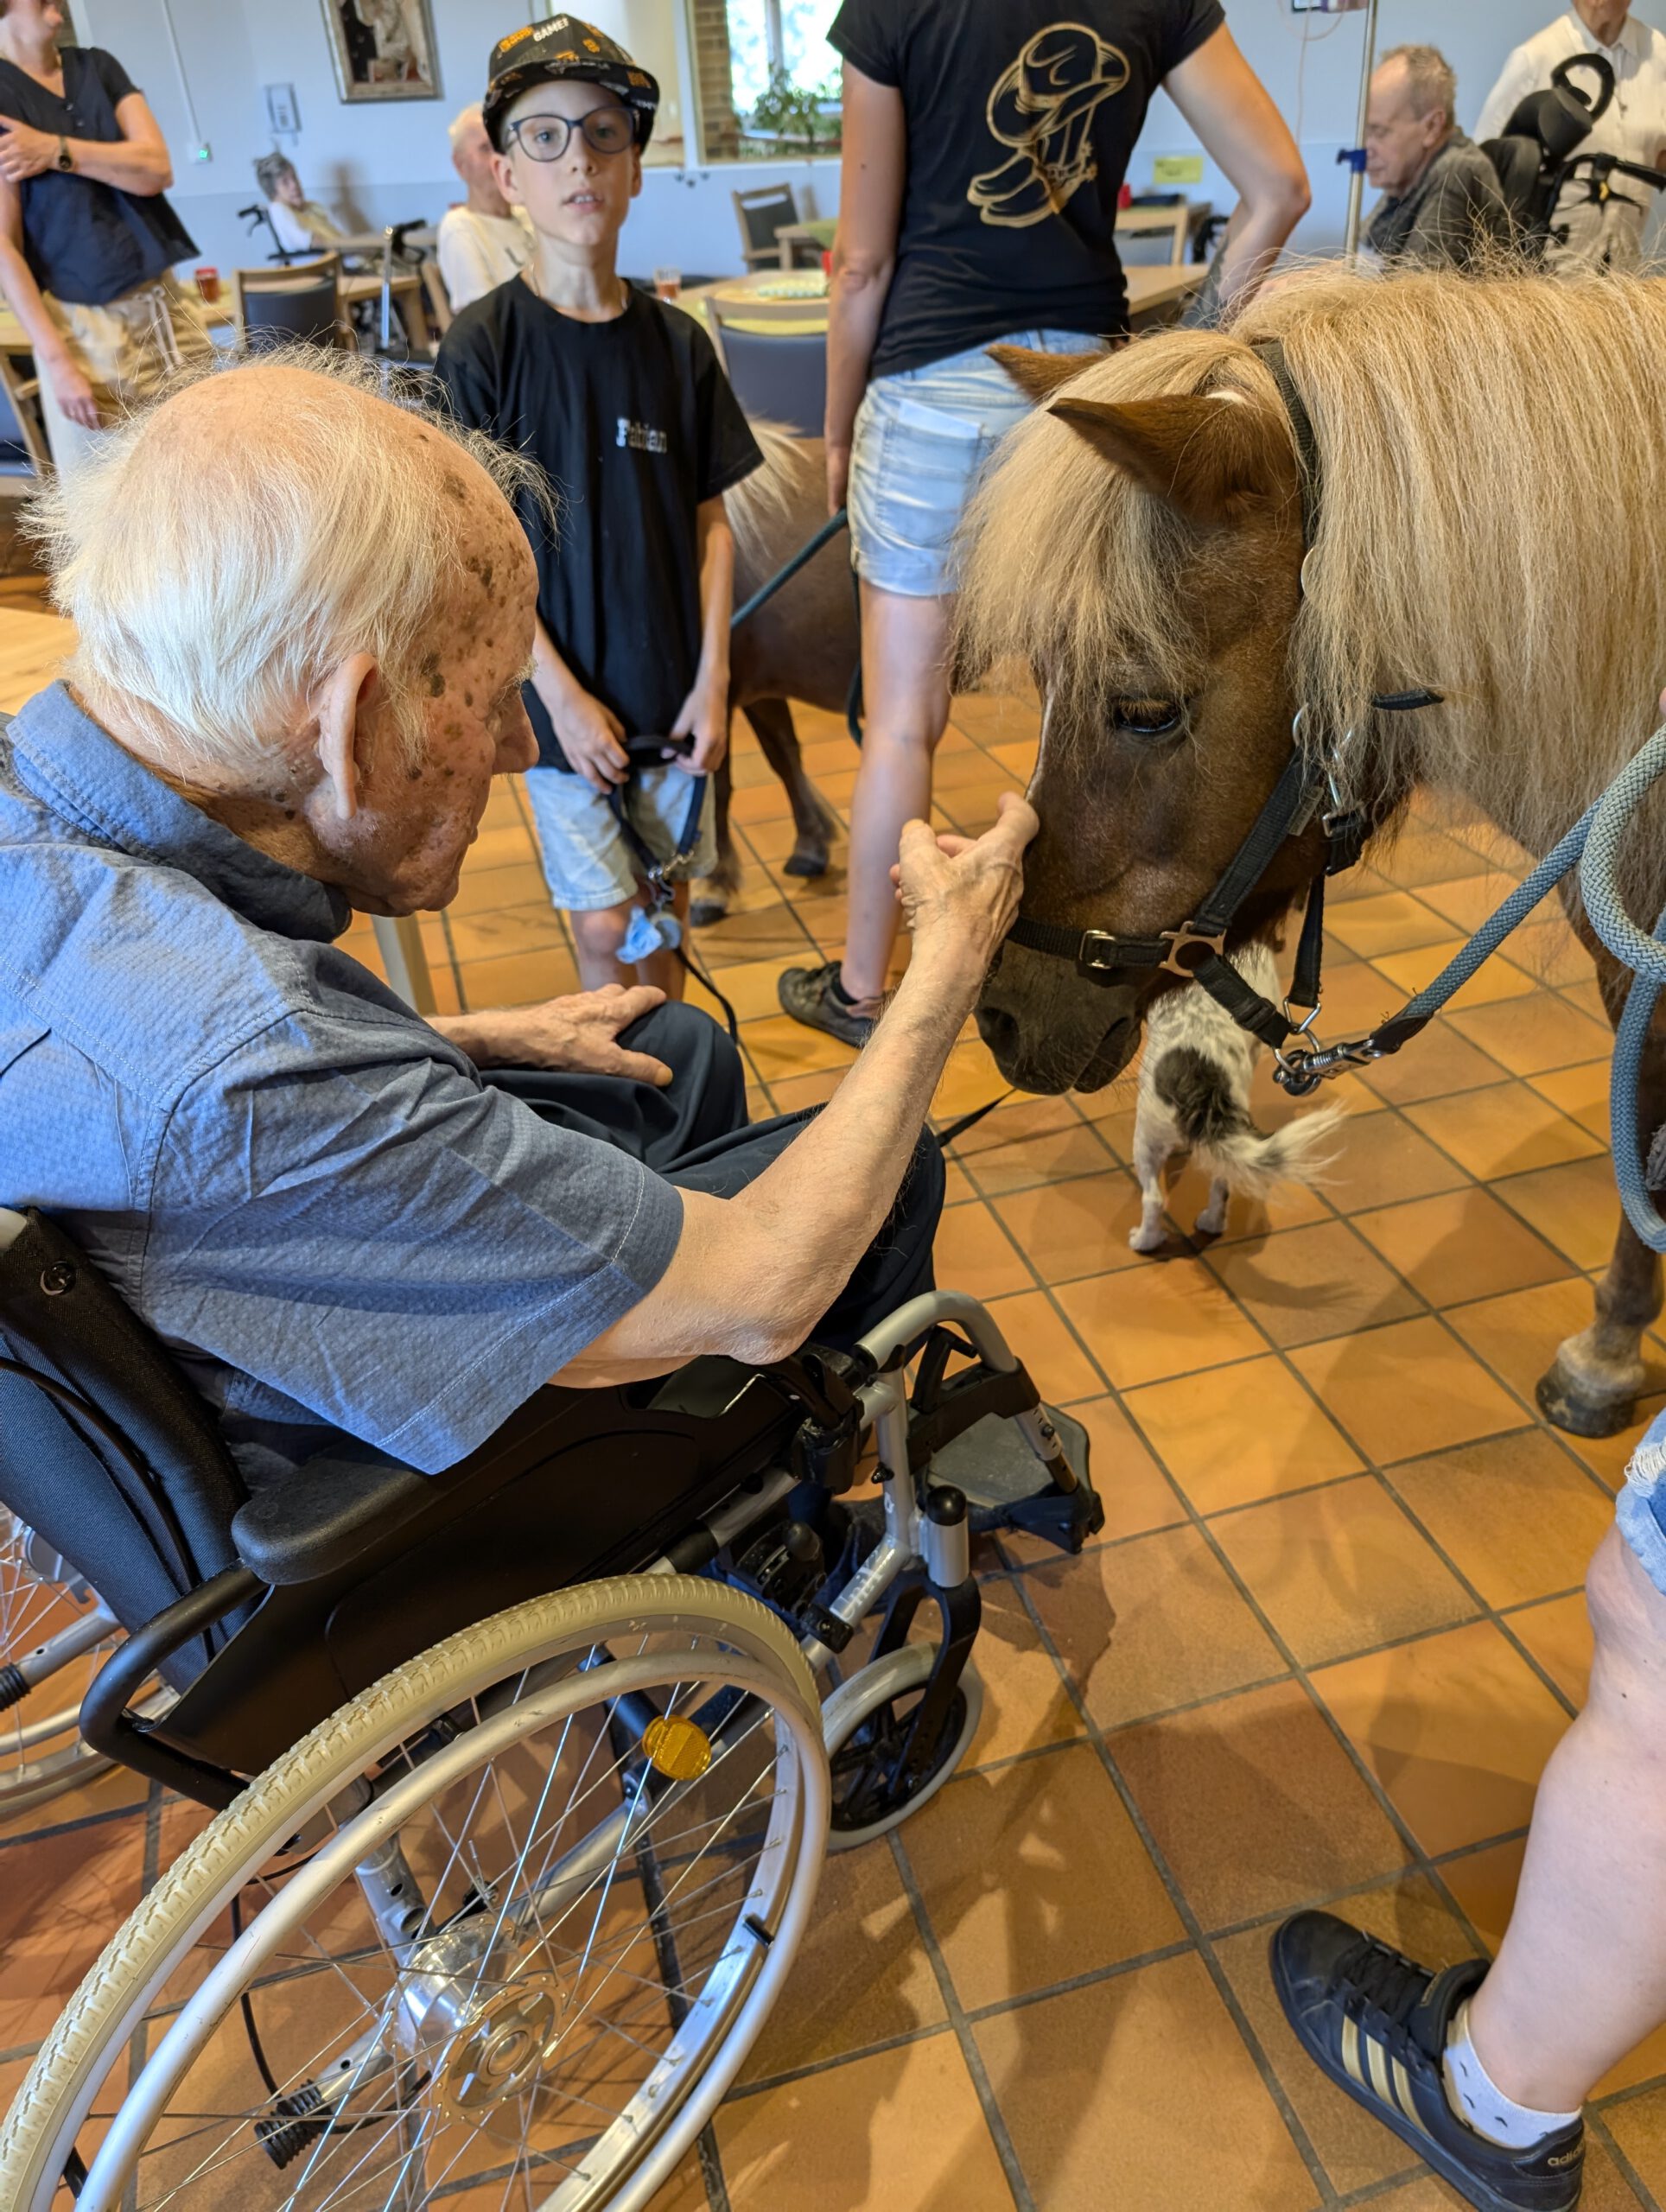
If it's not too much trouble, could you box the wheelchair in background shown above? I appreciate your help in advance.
[0,1203,1099,2210]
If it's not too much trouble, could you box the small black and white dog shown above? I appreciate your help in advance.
[1129,941,1346,1253]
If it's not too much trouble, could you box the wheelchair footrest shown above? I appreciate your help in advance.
[931,1403,1103,1556]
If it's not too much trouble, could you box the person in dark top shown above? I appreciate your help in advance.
[438,16,760,999]
[778,0,1310,1047]
[0,0,211,467]
[1364,46,1511,268]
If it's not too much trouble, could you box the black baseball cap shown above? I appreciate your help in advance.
[483,15,659,152]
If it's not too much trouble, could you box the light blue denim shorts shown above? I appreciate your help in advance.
[847,329,1107,598]
[1617,1405,1666,1596]
[523,762,716,914]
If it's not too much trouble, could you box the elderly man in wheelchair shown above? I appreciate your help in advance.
[0,352,1099,2210]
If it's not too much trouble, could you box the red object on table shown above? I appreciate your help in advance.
[1117,183,1133,211]
[194,266,220,303]
[821,249,833,277]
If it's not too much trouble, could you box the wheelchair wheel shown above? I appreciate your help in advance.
[0,1573,829,2212]
[823,1643,984,1852]
[0,1515,118,1817]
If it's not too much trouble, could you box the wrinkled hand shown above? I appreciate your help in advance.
[44,353,100,431]
[435,986,673,1084]
[0,120,60,183]
[825,442,851,516]
[549,686,628,791]
[669,672,729,775]
[892,791,1038,980]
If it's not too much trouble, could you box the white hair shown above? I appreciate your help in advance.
[29,348,550,782]
[448,102,485,154]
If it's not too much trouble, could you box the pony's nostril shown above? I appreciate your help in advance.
[975,1002,1020,1064]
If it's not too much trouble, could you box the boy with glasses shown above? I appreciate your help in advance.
[437,16,760,996]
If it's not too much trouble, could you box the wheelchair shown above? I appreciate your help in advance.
[0,1202,1100,2210]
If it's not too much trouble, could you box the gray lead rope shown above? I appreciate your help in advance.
[1284,721,1666,1254]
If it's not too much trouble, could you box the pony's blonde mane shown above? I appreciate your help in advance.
[725,416,818,575]
[958,264,1666,870]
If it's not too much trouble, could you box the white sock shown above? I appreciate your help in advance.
[1442,1999,1581,2152]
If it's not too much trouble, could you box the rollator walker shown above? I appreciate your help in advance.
[0,1200,1100,2210]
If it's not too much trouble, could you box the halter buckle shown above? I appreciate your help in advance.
[1158,924,1228,980]
[1075,931,1131,975]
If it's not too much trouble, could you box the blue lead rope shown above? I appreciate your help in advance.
[1281,723,1666,1253]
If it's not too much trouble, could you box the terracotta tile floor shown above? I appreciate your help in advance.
[7,684,1663,2209]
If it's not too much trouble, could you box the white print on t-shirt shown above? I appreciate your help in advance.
[968,22,1131,229]
[617,417,669,454]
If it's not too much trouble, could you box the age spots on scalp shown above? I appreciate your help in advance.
[442,472,468,505]
[419,650,446,697]
[464,552,496,594]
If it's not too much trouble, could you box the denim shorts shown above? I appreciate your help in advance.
[1617,1405,1666,1597]
[847,329,1106,598]
[523,762,716,913]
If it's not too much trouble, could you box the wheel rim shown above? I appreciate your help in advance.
[39,1604,826,2212]
[0,1516,115,1811]
[823,1645,983,1848]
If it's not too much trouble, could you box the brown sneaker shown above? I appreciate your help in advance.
[778,960,878,1047]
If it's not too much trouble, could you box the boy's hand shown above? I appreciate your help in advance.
[670,671,730,776]
[548,686,629,791]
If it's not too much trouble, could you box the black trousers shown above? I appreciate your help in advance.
[489,1002,944,1350]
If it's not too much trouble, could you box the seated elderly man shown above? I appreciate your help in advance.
[1364,45,1512,267]
[0,354,1033,1479]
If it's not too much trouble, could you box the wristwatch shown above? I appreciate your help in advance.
[54,135,72,172]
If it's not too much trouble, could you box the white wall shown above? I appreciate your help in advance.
[72,2,1666,280]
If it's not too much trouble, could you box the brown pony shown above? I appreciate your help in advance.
[957,263,1666,1440]
[696,423,857,925]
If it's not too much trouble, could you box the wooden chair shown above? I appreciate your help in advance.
[0,351,53,490]
[419,257,453,339]
[733,183,810,272]
[232,254,349,350]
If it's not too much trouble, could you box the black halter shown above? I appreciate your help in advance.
[1003,338,1442,1071]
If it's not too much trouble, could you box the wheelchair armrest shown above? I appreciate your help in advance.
[231,1454,430,1586]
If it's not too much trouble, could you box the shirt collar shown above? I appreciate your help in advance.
[1567,7,1643,59]
[5,680,351,944]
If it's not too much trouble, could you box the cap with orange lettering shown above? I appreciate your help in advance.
[482,15,659,152]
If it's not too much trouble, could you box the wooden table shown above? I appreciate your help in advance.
[0,267,429,357]
[0,604,73,715]
[682,261,1204,335]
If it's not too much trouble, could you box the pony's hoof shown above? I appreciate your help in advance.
[782,844,829,879]
[1194,1211,1227,1240]
[1535,1363,1636,1438]
[1128,1224,1167,1255]
[689,894,728,930]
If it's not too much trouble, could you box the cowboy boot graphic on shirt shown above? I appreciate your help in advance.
[969,22,1131,227]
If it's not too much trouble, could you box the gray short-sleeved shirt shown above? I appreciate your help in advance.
[0,683,684,1474]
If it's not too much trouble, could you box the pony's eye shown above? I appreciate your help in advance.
[1110,697,1187,741]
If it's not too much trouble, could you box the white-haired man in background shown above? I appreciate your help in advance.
[436,103,531,311]
[1476,0,1666,270]
[1364,45,1511,266]
[0,353,1033,1480]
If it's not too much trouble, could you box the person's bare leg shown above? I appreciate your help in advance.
[838,582,952,1003]
[1465,1525,1666,2110]
[569,900,637,992]
[637,881,690,1001]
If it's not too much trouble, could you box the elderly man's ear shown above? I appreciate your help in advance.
[307,653,383,824]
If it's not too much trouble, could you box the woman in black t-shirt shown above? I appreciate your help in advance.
[778,1,1309,1046]
[0,0,211,467]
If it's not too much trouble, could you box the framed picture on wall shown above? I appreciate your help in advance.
[322,0,442,103]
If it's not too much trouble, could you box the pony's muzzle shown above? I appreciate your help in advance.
[976,945,1145,1094]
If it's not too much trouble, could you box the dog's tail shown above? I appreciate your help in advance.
[1152,1045,1346,1198]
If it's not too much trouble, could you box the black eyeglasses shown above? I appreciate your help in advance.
[505,106,634,161]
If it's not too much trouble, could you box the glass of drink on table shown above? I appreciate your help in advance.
[195,267,220,303]
[653,266,681,302]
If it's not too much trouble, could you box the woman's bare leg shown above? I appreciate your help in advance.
[838,582,952,1003]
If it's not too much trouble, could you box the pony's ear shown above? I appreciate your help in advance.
[989,344,1108,402]
[1048,392,1288,528]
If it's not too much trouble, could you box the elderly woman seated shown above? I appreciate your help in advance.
[253,152,347,259]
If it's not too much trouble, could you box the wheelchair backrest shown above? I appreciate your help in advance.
[0,1209,246,1681]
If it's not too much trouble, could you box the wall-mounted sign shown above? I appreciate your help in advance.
[323,0,442,105]
[264,83,301,134]
[1153,154,1205,187]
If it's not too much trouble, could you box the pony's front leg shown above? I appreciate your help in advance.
[746,697,837,878]
[1537,948,1666,1435]
[1537,1218,1662,1436]
[689,749,741,931]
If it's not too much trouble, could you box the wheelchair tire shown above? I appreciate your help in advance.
[823,1642,984,1852]
[0,1519,118,1818]
[0,1573,830,2212]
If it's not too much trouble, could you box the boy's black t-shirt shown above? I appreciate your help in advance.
[828,0,1225,378]
[437,283,762,770]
